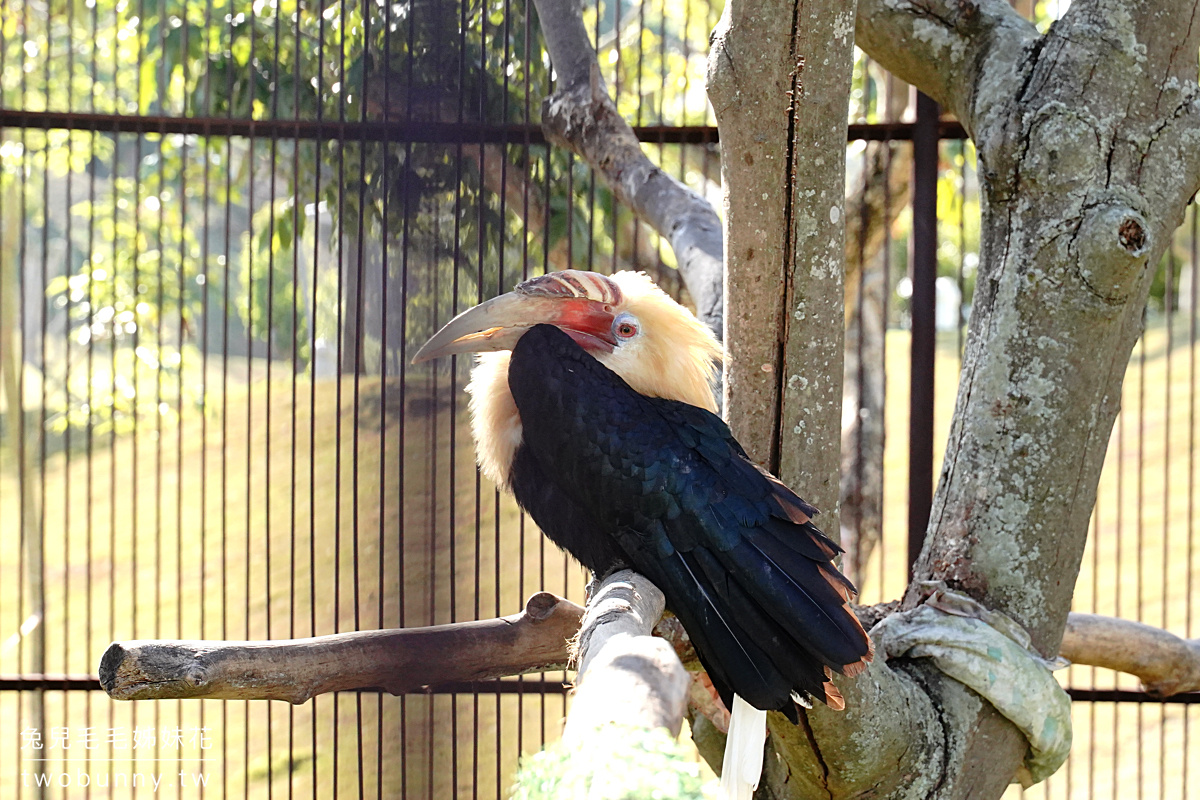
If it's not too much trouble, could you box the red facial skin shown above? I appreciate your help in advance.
[550,298,617,354]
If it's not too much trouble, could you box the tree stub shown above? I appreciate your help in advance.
[1061,612,1200,698]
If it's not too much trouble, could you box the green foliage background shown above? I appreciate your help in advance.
[1,0,723,450]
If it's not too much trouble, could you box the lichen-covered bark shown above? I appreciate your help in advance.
[707,0,796,464]
[866,0,1200,653]
[709,3,946,799]
[841,0,1200,795]
[708,0,856,521]
[764,657,943,799]
[773,2,858,527]
[705,0,1200,796]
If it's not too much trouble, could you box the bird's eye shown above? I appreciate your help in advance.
[613,312,639,340]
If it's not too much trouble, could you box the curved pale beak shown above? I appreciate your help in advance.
[411,291,617,364]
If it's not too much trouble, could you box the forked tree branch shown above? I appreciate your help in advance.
[855,0,1036,134]
[529,0,724,334]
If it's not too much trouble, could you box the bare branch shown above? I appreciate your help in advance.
[98,592,583,703]
[97,568,698,725]
[573,569,668,674]
[564,570,689,741]
[530,0,724,334]
[1061,612,1200,697]
[564,635,689,740]
[510,574,694,797]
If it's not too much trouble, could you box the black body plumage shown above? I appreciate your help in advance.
[506,324,871,720]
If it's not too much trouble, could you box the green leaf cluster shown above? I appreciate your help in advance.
[510,725,711,800]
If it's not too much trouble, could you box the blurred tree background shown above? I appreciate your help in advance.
[0,2,733,797]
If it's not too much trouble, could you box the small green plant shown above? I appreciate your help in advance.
[510,724,711,800]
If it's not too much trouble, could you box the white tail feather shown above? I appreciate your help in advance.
[718,694,767,800]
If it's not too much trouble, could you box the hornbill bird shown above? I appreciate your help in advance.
[414,269,873,798]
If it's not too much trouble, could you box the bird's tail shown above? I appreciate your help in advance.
[719,694,767,800]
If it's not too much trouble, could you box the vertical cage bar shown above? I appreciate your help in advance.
[908,91,939,576]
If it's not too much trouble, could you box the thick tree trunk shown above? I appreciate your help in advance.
[707,0,795,465]
[708,0,856,524]
[710,0,1200,797]
[777,1,1200,797]
[710,2,884,797]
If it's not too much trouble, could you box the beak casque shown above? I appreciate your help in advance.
[411,272,621,364]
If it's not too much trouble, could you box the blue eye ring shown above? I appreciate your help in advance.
[613,312,640,340]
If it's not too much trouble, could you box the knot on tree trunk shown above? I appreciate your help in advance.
[1117,216,1147,253]
[1074,200,1150,303]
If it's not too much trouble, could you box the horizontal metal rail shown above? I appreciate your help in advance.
[3,674,1196,703]
[0,109,968,143]
[0,675,104,692]
[1064,688,1200,704]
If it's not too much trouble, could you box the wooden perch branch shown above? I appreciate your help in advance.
[99,592,583,703]
[574,569,670,674]
[510,572,696,798]
[564,570,689,740]
[530,0,724,334]
[1061,612,1200,697]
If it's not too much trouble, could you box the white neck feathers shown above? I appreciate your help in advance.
[466,351,523,488]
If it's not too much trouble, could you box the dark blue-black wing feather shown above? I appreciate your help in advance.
[506,324,872,716]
